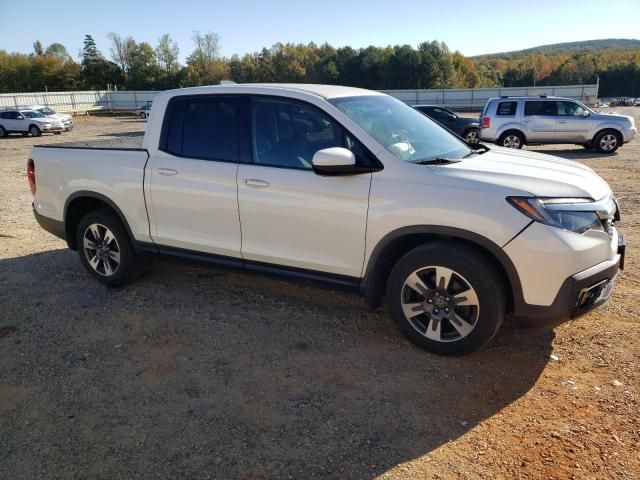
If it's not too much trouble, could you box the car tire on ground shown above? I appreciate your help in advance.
[140,112,147,119]
[29,125,42,137]
[498,131,524,149]
[386,242,506,356]
[593,130,621,154]
[464,128,479,144]
[0,126,6,138]
[76,208,138,287]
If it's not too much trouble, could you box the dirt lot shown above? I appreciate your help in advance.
[1,110,639,479]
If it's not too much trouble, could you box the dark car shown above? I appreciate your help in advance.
[413,105,480,144]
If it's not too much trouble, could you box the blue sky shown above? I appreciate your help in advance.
[1,0,639,62]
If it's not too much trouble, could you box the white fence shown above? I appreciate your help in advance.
[0,90,158,113]
[0,84,599,114]
[382,84,599,109]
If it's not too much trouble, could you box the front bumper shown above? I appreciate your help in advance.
[622,125,636,143]
[514,234,625,327]
[41,124,64,132]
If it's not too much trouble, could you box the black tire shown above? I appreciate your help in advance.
[140,112,146,119]
[29,125,42,137]
[0,126,6,138]
[387,242,506,356]
[53,131,62,135]
[76,208,138,287]
[463,127,479,144]
[593,130,621,154]
[498,130,524,149]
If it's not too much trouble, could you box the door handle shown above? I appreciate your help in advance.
[157,168,178,176]
[244,179,270,188]
[557,120,567,124]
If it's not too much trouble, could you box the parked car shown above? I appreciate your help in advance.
[0,109,64,137]
[137,101,153,119]
[26,105,73,131]
[413,105,480,143]
[479,96,636,153]
[29,84,625,355]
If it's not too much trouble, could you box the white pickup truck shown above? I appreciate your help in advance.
[29,84,626,355]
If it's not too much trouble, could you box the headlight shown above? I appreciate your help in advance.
[507,196,604,234]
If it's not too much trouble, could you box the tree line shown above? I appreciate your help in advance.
[1,33,638,96]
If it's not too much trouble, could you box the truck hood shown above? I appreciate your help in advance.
[434,147,611,199]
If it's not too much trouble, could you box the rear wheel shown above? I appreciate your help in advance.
[498,131,524,149]
[0,126,6,138]
[464,128,479,144]
[76,209,138,287]
[594,130,621,153]
[140,112,147,119]
[29,125,41,137]
[387,242,505,355]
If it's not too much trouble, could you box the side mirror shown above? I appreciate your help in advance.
[312,147,361,176]
[16,115,24,120]
[582,110,590,117]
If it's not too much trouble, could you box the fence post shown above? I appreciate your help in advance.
[13,95,19,108]
[134,91,138,109]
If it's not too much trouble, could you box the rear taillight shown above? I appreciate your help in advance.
[27,159,36,195]
[482,117,490,128]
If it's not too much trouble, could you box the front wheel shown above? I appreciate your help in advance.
[387,242,506,355]
[0,126,6,138]
[498,131,524,149]
[76,209,138,287]
[140,112,147,119]
[594,131,621,154]
[29,125,42,137]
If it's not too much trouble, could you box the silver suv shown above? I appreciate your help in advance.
[479,96,636,153]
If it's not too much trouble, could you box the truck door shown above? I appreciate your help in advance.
[146,95,247,258]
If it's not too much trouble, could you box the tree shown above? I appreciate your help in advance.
[128,42,161,89]
[185,31,227,85]
[107,32,135,79]
[32,40,44,56]
[45,43,71,62]
[156,34,180,87]
[82,34,101,63]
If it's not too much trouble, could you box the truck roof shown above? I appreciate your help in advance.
[162,83,382,100]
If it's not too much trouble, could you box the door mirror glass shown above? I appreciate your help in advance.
[16,115,24,120]
[583,109,590,117]
[312,147,357,175]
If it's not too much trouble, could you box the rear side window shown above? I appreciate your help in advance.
[496,101,517,115]
[162,96,242,161]
[524,101,557,116]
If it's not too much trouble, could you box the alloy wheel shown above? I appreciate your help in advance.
[502,135,520,148]
[466,129,479,144]
[400,266,480,342]
[83,223,121,276]
[599,134,617,152]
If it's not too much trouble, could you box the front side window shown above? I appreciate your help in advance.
[251,98,368,170]
[557,101,586,116]
[38,107,55,115]
[163,96,241,161]
[330,95,470,163]
[496,101,517,116]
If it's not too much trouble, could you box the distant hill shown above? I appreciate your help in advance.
[473,39,640,59]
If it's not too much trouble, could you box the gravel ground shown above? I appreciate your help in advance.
[1,110,638,479]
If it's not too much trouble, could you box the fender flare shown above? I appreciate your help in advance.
[63,191,140,251]
[361,225,527,313]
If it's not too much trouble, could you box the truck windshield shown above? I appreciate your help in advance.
[330,95,471,163]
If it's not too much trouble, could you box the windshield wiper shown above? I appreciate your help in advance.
[412,157,462,165]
